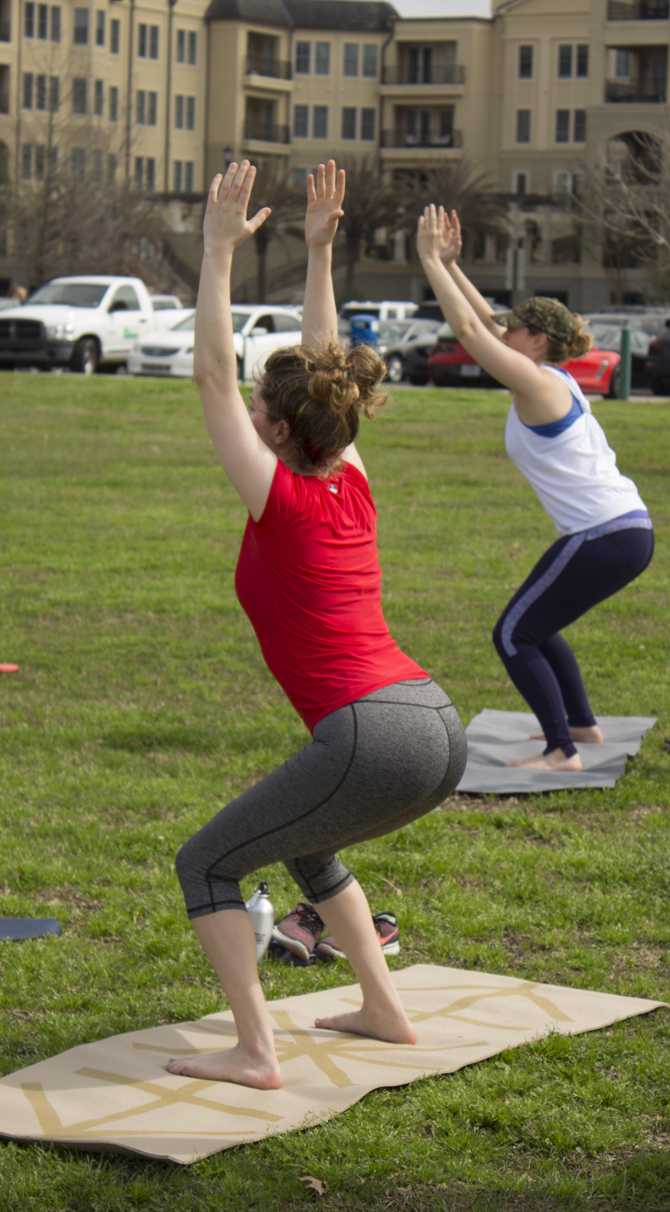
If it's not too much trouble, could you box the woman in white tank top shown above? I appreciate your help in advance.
[417,206,653,773]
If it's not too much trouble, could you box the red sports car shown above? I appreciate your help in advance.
[427,322,622,397]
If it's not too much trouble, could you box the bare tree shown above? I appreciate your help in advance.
[571,129,670,301]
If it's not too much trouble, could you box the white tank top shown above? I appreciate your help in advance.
[505,366,646,535]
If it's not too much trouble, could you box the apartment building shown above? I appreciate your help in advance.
[1,0,669,305]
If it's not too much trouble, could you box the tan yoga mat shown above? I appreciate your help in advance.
[0,964,665,1165]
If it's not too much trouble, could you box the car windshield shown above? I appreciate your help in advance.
[152,299,181,310]
[28,282,109,307]
[231,310,255,332]
[171,313,196,332]
[588,322,653,356]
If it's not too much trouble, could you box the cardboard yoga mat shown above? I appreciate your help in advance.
[457,711,656,794]
[0,964,665,1165]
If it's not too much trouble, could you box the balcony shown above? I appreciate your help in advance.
[607,0,669,17]
[605,80,667,101]
[243,120,290,144]
[245,57,292,80]
[382,64,466,86]
[381,129,463,149]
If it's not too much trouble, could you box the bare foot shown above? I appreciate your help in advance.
[314,1004,417,1045]
[529,724,604,744]
[166,1045,282,1088]
[508,748,583,772]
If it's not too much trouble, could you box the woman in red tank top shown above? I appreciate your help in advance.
[167,161,466,1090]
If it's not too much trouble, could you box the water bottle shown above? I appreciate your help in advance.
[245,881,274,961]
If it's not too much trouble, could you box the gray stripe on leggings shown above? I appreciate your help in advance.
[501,533,585,658]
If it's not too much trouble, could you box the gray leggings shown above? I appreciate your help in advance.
[176,679,467,919]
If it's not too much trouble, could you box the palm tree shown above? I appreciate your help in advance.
[397,158,507,256]
[335,156,401,299]
[248,158,304,301]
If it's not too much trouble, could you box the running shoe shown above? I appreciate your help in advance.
[315,911,400,961]
[271,902,324,962]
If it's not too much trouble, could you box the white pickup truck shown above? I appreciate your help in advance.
[0,275,158,374]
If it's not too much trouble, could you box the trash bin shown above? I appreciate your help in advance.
[349,314,380,349]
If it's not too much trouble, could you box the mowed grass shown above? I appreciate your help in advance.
[0,374,668,1212]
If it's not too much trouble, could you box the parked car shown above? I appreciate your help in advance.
[150,294,184,311]
[127,305,302,379]
[379,318,443,383]
[426,322,623,397]
[645,322,670,394]
[0,275,157,373]
[338,300,418,340]
[583,311,670,387]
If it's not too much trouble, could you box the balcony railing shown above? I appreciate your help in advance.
[605,79,667,101]
[245,56,292,80]
[244,120,290,143]
[607,0,669,17]
[381,129,463,149]
[382,64,466,86]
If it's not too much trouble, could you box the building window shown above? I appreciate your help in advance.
[49,75,59,111]
[146,157,155,191]
[37,3,47,39]
[363,44,378,78]
[516,109,531,143]
[315,41,330,75]
[35,143,45,178]
[556,109,570,142]
[361,107,376,141]
[295,40,310,74]
[35,73,46,109]
[136,89,145,124]
[512,170,528,196]
[343,43,358,76]
[138,23,159,59]
[21,143,33,178]
[174,159,183,191]
[186,95,195,129]
[109,85,118,121]
[92,148,103,180]
[94,78,104,116]
[185,161,194,191]
[293,103,308,137]
[71,147,85,176]
[313,105,328,138]
[576,44,589,77]
[150,24,158,58]
[177,29,185,62]
[292,167,307,188]
[73,6,88,45]
[188,31,196,64]
[558,44,572,78]
[107,154,117,183]
[51,6,61,41]
[135,156,144,187]
[574,109,586,142]
[615,49,631,79]
[23,72,33,109]
[518,45,533,78]
[95,9,105,47]
[175,94,183,128]
[342,106,356,139]
[72,77,87,114]
[111,17,120,53]
[24,2,34,37]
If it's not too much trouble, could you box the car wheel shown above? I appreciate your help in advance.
[71,337,100,375]
[386,354,404,384]
[607,366,622,399]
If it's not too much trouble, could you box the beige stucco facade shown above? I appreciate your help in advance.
[1,0,669,304]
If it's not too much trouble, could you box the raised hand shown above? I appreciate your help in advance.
[305,160,345,249]
[416,205,461,265]
[203,161,271,258]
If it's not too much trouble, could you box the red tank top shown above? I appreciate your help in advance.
[235,459,426,731]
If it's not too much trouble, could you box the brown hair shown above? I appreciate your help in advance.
[258,342,387,472]
[543,316,592,364]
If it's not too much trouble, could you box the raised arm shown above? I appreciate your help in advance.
[194,161,278,520]
[417,206,562,422]
[442,212,505,337]
[301,160,345,347]
[301,160,368,477]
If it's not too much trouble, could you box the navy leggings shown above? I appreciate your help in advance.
[492,512,654,756]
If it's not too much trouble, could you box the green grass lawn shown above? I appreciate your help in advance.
[1,375,668,1212]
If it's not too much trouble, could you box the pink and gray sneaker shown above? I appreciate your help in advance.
[271,902,325,962]
[315,911,400,961]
